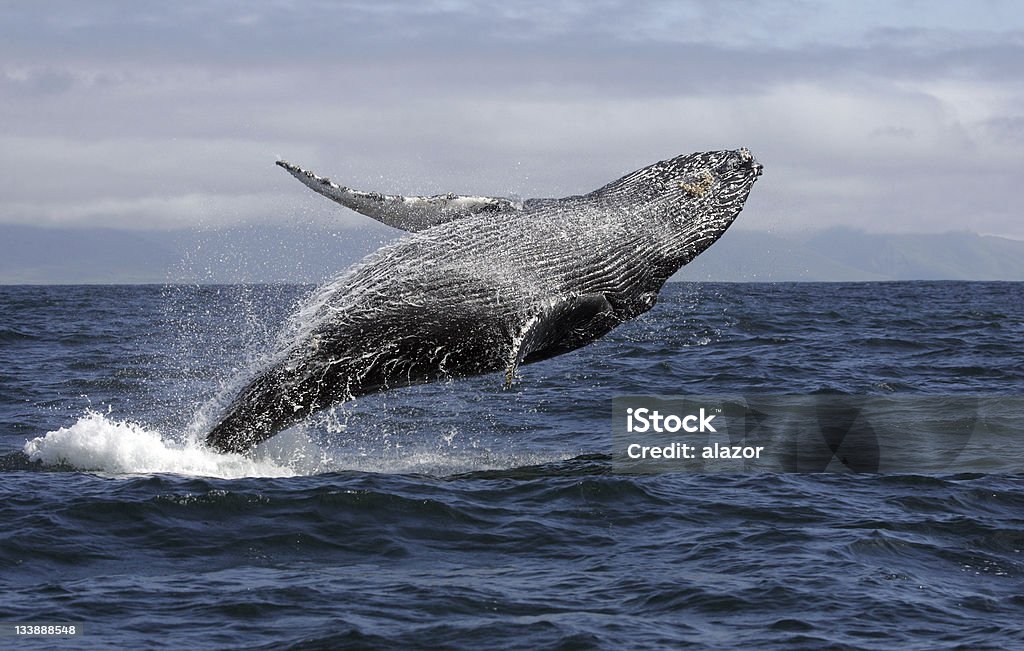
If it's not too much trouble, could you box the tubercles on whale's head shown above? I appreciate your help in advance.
[703,147,762,213]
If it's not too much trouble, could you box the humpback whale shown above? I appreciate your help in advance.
[206,149,763,453]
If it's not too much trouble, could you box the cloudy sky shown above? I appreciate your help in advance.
[2,1,1023,238]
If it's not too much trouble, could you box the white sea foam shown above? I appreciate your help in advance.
[23,411,297,479]
[23,410,570,479]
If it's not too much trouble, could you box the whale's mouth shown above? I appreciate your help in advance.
[738,147,763,177]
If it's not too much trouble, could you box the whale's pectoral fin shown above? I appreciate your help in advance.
[505,293,615,388]
[277,160,522,232]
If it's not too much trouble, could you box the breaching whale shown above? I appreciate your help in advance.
[205,149,763,453]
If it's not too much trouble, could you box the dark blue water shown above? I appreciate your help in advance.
[2,282,1023,649]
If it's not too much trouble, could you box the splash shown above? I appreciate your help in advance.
[23,411,297,478]
[22,410,572,478]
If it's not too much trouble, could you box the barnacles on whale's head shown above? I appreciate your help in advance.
[680,170,715,197]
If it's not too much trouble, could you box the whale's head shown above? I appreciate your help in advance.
[592,148,761,261]
[647,148,763,265]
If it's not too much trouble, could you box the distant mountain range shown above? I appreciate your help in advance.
[0,223,393,284]
[1,223,1023,284]
[676,228,1024,282]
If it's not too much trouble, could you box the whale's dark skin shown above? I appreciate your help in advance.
[206,149,763,453]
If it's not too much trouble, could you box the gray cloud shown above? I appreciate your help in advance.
[1,1,1023,237]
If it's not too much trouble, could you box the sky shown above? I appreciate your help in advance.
[2,0,1023,238]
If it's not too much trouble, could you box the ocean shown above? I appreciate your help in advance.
[1,281,1022,649]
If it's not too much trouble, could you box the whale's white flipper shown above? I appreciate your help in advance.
[276,160,523,232]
